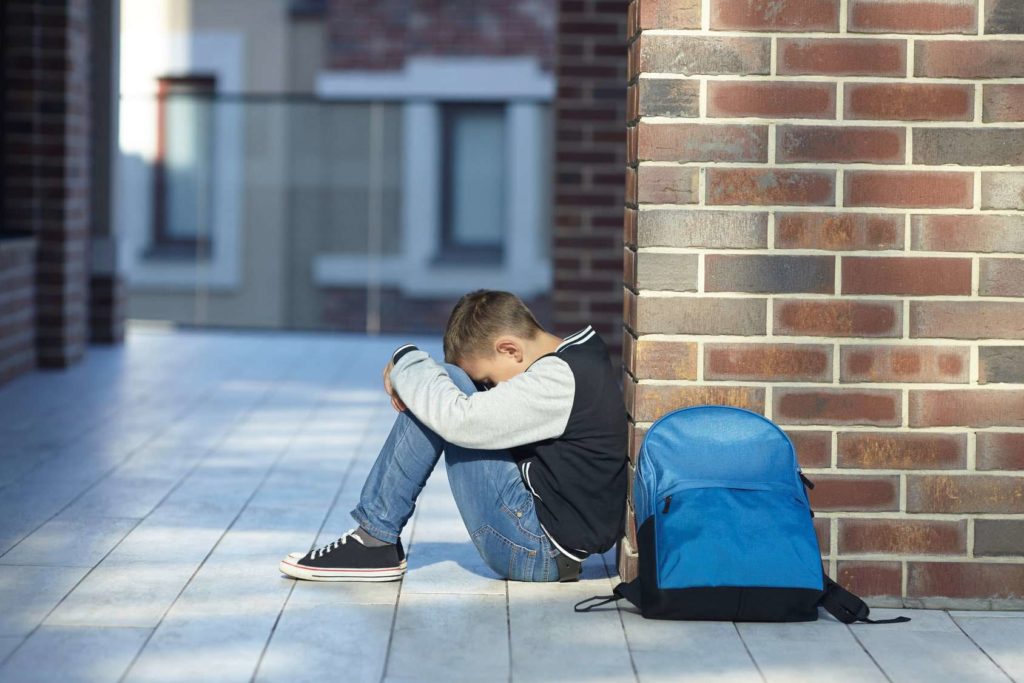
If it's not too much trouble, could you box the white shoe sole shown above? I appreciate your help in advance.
[278,557,407,582]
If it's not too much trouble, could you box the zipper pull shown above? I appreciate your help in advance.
[799,472,815,489]
[662,495,673,513]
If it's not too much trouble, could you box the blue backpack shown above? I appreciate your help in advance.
[576,406,908,624]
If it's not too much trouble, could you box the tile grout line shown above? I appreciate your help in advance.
[732,623,768,683]
[0,343,246,561]
[845,622,896,683]
[250,349,386,683]
[0,335,215,499]
[947,612,1016,683]
[0,342,290,672]
[600,550,641,682]
[114,342,324,683]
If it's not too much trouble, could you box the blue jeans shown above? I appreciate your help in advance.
[350,361,561,582]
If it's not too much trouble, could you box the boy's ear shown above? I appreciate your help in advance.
[494,337,524,361]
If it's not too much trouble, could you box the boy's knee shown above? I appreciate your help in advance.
[442,362,475,393]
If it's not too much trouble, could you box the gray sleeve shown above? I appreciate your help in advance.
[389,348,576,450]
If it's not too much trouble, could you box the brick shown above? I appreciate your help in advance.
[916,40,1024,79]
[705,254,834,295]
[628,338,698,380]
[625,501,637,549]
[637,210,768,248]
[981,172,1024,210]
[987,0,1024,33]
[914,129,1024,167]
[627,290,767,335]
[841,345,969,384]
[707,169,835,206]
[909,475,1024,513]
[776,213,903,251]
[618,537,639,583]
[814,517,830,555]
[636,165,699,204]
[774,299,902,338]
[777,126,904,164]
[775,388,901,426]
[807,474,900,511]
[624,207,638,247]
[777,38,905,77]
[977,433,1024,471]
[707,81,836,119]
[848,0,977,33]
[786,430,833,468]
[975,520,1024,556]
[980,259,1024,298]
[845,83,973,121]
[910,390,1024,428]
[633,252,698,291]
[845,171,973,209]
[639,35,770,75]
[638,78,700,118]
[908,562,1024,600]
[637,122,768,163]
[911,302,1024,340]
[625,166,637,206]
[638,0,701,29]
[705,343,833,382]
[911,215,1024,253]
[838,432,967,470]
[983,84,1024,122]
[633,384,765,422]
[710,0,839,31]
[979,346,1024,384]
[842,256,972,296]
[839,519,966,555]
[837,561,902,598]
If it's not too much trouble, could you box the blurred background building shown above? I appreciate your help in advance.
[117,0,555,332]
[1,0,627,382]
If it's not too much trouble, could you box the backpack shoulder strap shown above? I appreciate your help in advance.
[574,579,641,613]
[820,576,910,624]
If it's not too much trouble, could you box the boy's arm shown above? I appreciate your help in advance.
[388,345,575,450]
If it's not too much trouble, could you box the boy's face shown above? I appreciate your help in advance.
[459,338,526,389]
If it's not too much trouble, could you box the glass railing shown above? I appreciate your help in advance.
[115,94,554,334]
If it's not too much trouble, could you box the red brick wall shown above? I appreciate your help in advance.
[2,0,92,371]
[325,0,555,71]
[552,0,629,364]
[622,0,1024,607]
[0,238,37,384]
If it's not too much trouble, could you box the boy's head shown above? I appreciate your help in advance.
[444,289,548,387]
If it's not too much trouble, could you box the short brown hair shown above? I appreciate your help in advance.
[443,289,545,364]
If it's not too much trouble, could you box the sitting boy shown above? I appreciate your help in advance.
[278,289,628,582]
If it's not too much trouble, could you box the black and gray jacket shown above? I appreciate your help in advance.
[389,325,628,560]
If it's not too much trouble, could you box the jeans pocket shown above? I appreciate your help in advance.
[471,524,536,581]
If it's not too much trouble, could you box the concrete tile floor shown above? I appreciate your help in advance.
[0,325,1020,683]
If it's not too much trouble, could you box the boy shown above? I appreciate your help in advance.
[278,289,628,582]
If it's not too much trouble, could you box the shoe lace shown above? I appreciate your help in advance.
[310,526,364,560]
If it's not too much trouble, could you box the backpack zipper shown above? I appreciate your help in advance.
[662,495,673,513]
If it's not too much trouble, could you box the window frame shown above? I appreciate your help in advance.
[436,101,507,265]
[150,74,218,258]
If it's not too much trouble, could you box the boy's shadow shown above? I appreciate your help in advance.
[403,540,504,579]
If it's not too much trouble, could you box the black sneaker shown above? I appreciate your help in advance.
[279,527,406,582]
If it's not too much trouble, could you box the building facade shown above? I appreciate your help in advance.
[117,0,557,334]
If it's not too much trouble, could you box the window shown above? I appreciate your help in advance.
[437,102,506,264]
[151,75,216,256]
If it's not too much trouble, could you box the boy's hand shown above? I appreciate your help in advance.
[383,360,407,412]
